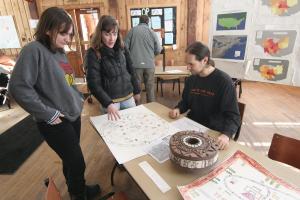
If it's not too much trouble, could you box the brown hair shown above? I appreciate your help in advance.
[34,7,74,52]
[185,41,215,67]
[140,15,149,24]
[90,15,124,51]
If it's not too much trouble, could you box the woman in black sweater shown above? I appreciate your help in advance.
[85,15,141,120]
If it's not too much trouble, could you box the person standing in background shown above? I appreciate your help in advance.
[125,15,162,102]
[9,7,100,200]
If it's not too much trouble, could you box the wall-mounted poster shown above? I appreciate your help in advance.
[255,30,297,56]
[165,33,174,44]
[151,8,163,15]
[151,16,161,29]
[164,20,173,32]
[252,58,290,81]
[261,0,300,16]
[0,16,21,49]
[130,9,142,16]
[216,12,247,31]
[131,17,140,27]
[212,35,247,61]
[164,8,173,20]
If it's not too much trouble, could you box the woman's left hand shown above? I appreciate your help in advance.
[134,94,141,105]
[217,134,230,150]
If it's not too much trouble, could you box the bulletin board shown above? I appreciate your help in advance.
[0,16,21,49]
[129,6,177,46]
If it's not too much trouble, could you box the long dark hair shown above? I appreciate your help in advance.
[90,15,124,51]
[185,41,215,67]
[34,7,74,52]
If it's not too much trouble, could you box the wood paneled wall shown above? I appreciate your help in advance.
[0,0,35,56]
[0,0,211,65]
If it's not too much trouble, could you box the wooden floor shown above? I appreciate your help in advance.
[0,81,300,200]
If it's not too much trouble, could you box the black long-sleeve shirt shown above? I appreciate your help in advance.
[176,68,241,137]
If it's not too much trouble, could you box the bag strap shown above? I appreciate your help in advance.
[92,47,101,60]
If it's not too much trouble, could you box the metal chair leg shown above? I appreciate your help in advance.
[178,79,180,95]
[156,77,159,93]
[160,80,163,97]
[110,162,118,186]
[239,80,242,98]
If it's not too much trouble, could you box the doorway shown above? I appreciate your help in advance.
[66,8,99,77]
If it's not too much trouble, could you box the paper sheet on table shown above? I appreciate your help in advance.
[90,105,179,164]
[145,135,172,163]
[139,161,171,193]
[170,117,209,133]
[165,69,184,73]
[178,150,300,200]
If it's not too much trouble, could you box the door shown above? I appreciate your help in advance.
[66,8,99,77]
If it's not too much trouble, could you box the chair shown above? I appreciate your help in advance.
[0,73,11,110]
[233,102,246,141]
[268,133,300,170]
[80,63,93,104]
[232,78,242,98]
[156,76,181,97]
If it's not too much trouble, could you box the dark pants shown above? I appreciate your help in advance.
[37,117,86,195]
[135,68,155,102]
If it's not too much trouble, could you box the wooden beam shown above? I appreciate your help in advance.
[27,0,39,19]
[187,0,197,46]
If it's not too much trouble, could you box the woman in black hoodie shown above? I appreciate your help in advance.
[85,15,141,120]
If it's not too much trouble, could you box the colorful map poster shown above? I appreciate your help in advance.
[252,58,289,81]
[216,12,247,31]
[178,150,300,200]
[261,0,300,16]
[212,35,247,61]
[255,30,297,56]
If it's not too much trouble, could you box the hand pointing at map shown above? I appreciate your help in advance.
[107,103,121,120]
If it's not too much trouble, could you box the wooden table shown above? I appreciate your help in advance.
[155,66,190,77]
[155,66,190,96]
[123,102,300,200]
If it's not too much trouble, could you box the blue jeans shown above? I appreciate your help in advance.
[102,96,136,113]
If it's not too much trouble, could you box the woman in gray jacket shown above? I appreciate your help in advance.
[9,7,100,200]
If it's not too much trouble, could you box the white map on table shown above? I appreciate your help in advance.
[178,150,300,200]
[90,105,179,164]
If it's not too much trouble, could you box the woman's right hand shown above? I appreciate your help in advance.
[107,103,120,120]
[169,108,180,119]
[50,113,65,125]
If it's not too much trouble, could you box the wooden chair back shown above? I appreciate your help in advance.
[233,102,246,141]
[268,133,300,169]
